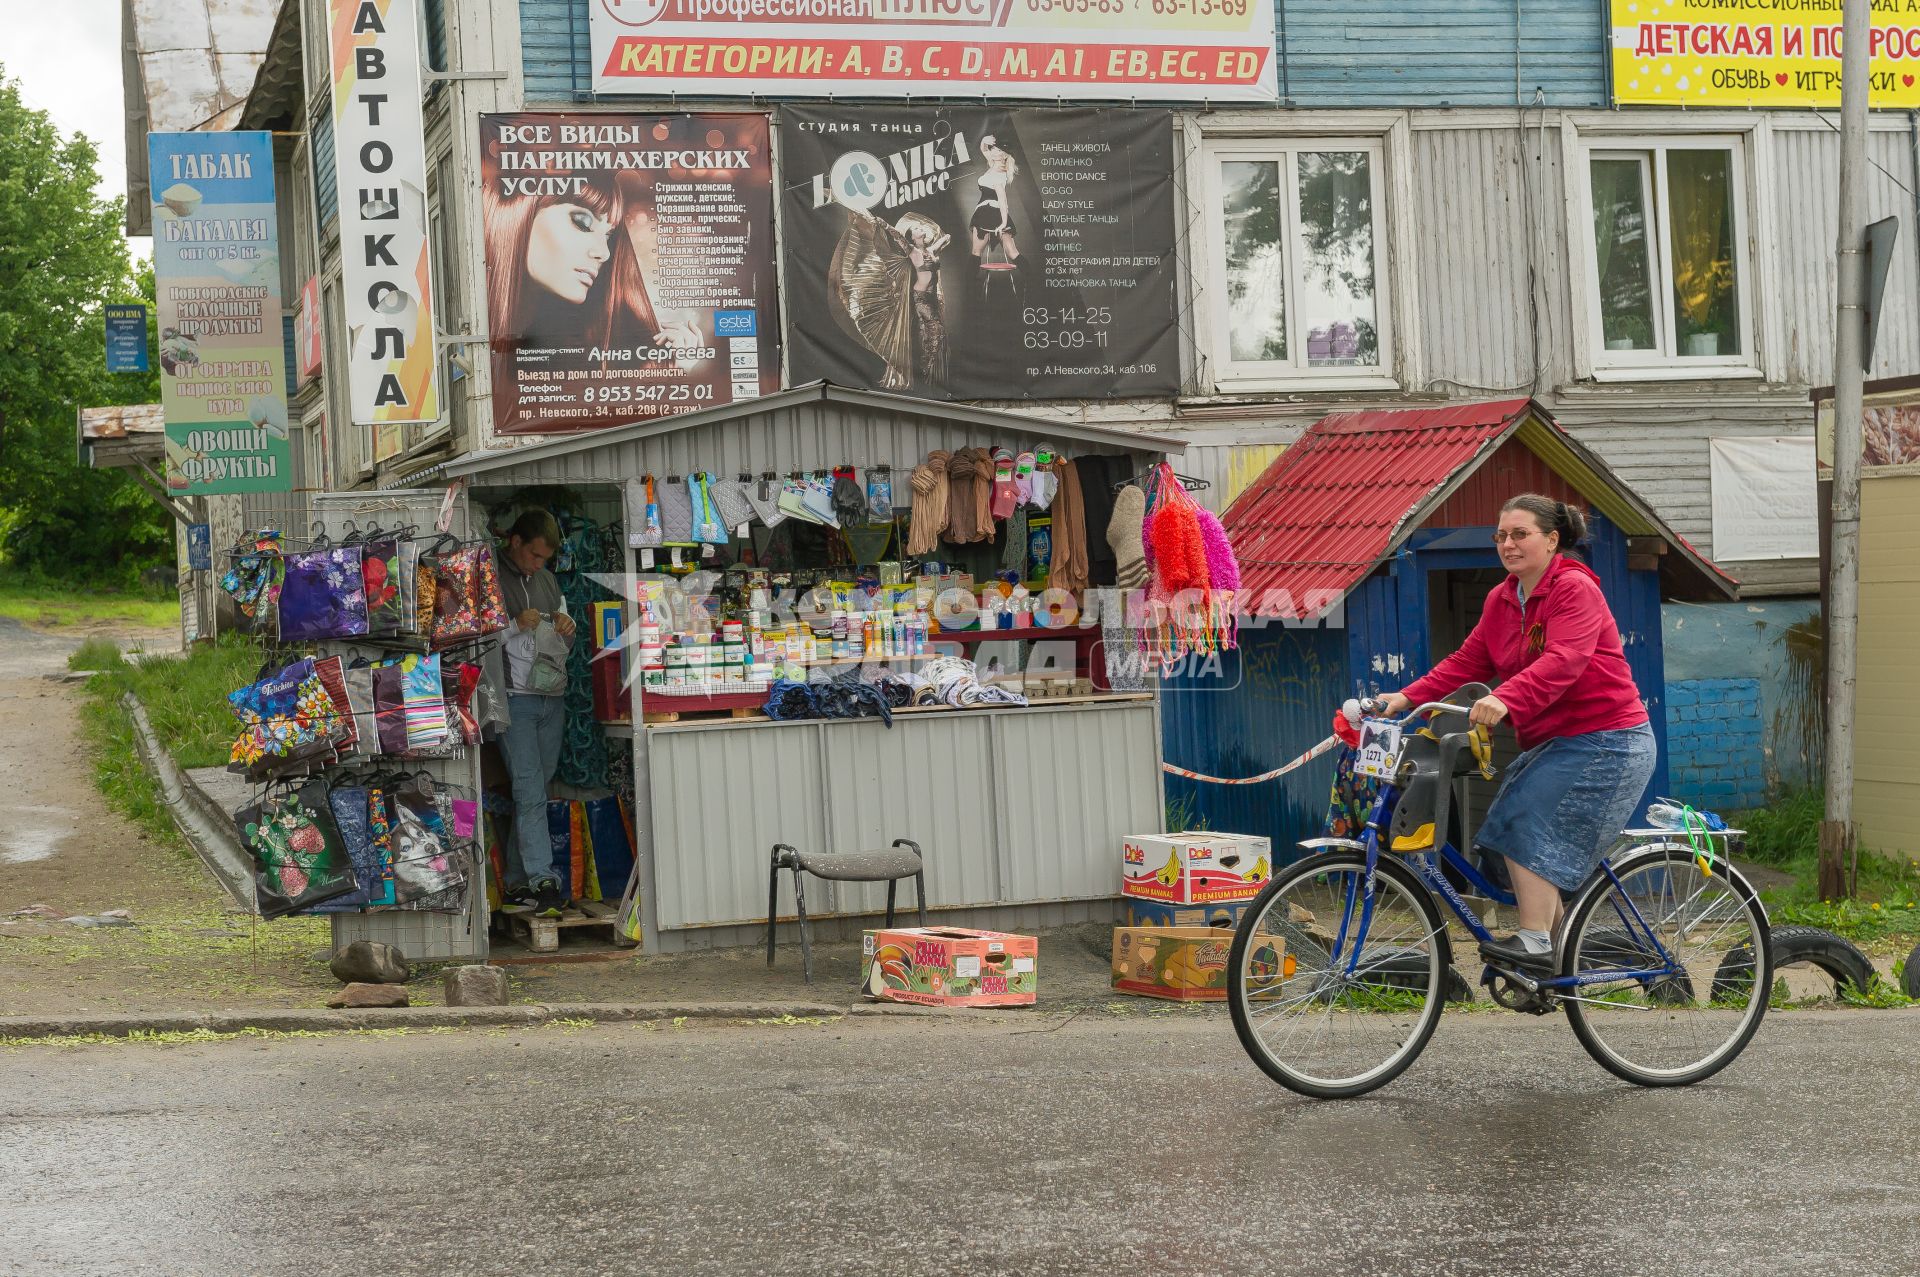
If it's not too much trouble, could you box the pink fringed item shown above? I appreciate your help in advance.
[1196,506,1241,651]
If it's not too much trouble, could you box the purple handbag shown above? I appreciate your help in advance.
[279,545,371,642]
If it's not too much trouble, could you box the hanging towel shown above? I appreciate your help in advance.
[745,477,787,529]
[1048,459,1090,593]
[709,478,757,531]
[907,451,950,556]
[1074,454,1130,586]
[659,476,695,544]
[1108,483,1149,591]
[625,476,664,548]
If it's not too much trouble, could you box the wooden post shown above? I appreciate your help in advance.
[1820,0,1872,902]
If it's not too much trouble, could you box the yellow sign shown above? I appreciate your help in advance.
[1611,1,1920,109]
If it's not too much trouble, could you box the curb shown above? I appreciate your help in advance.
[0,1000,854,1041]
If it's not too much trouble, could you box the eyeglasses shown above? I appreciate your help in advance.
[1491,529,1539,545]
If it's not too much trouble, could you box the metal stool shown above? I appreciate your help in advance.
[767,839,926,984]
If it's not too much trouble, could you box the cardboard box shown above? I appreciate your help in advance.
[861,927,1037,1007]
[1111,926,1286,1002]
[1123,896,1255,931]
[1121,833,1272,905]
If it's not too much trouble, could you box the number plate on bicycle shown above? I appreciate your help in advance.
[1352,720,1405,780]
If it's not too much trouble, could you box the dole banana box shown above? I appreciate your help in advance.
[1122,896,1256,931]
[1120,833,1272,905]
[861,926,1037,1007]
[1110,926,1280,1002]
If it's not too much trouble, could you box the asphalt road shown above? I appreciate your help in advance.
[2,1009,1915,1276]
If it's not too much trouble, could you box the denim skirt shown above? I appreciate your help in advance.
[1474,722,1658,892]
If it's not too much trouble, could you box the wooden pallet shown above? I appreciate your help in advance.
[499,899,627,952]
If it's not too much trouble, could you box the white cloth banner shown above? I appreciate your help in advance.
[1709,436,1817,561]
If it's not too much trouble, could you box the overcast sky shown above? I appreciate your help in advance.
[0,0,150,255]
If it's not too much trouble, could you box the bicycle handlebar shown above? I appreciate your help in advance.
[1355,697,1473,725]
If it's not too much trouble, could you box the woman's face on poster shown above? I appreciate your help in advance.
[526,202,614,304]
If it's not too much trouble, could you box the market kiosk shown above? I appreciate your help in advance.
[437,382,1178,954]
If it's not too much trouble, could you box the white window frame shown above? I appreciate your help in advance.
[1195,135,1398,393]
[1571,129,1762,382]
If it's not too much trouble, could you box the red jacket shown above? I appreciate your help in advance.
[1398,555,1648,751]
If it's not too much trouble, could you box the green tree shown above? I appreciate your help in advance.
[0,71,169,581]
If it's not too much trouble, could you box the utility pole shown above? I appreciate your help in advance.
[1821,0,1871,901]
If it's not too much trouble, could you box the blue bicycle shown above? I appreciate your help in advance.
[1227,688,1772,1098]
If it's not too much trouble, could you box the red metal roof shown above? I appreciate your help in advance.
[1224,399,1533,619]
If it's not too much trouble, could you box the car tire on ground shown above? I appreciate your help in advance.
[1711,924,1875,1000]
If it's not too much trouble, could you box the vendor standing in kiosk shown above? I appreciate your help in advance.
[496,510,575,918]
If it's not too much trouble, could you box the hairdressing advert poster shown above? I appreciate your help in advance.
[479,113,781,436]
[779,106,1178,402]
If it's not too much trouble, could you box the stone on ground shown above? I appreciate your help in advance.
[328,940,410,985]
[442,965,510,1007]
[326,983,411,1009]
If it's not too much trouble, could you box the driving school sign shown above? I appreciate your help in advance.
[1611,0,1920,109]
[589,0,1278,102]
[327,0,439,425]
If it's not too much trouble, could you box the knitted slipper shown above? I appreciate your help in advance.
[990,447,1017,521]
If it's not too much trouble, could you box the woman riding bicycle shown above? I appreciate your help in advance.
[1377,494,1656,972]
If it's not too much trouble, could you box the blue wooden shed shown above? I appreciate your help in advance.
[1161,399,1736,853]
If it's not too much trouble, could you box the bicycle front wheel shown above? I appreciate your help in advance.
[1562,846,1772,1087]
[1227,851,1450,1099]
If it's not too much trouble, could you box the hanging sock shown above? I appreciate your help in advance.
[990,447,1018,522]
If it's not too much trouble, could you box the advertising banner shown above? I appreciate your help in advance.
[1817,384,1920,477]
[294,276,323,383]
[590,0,1277,102]
[105,304,150,373]
[1611,1,1920,108]
[147,130,292,496]
[479,112,780,436]
[1708,436,1817,561]
[780,105,1179,402]
[327,0,438,425]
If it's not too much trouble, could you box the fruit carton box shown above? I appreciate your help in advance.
[1120,833,1272,905]
[1110,926,1284,1002]
[861,926,1037,1007]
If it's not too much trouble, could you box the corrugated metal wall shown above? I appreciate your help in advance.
[1275,0,1606,107]
[649,702,1161,932]
[462,399,1164,488]
[1770,126,1920,387]
[1160,624,1348,852]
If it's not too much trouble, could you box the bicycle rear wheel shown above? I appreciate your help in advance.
[1227,851,1449,1099]
[1562,846,1771,1087]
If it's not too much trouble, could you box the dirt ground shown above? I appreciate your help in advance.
[0,613,1900,1018]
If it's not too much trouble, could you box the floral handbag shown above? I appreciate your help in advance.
[422,539,508,648]
[228,658,349,774]
[279,544,371,642]
[360,536,405,636]
[232,780,358,918]
[219,531,284,632]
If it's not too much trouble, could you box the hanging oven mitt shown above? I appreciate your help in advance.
[689,474,729,545]
[659,476,696,545]
[625,475,664,548]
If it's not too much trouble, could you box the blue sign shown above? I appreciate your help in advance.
[106,304,149,372]
[187,523,211,572]
[712,308,757,338]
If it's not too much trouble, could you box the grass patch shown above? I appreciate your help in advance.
[76,634,266,849]
[0,570,178,631]
[67,636,126,671]
[1733,788,1920,949]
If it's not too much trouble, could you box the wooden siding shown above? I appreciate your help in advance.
[521,0,589,102]
[1276,0,1606,108]
[1855,474,1920,860]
